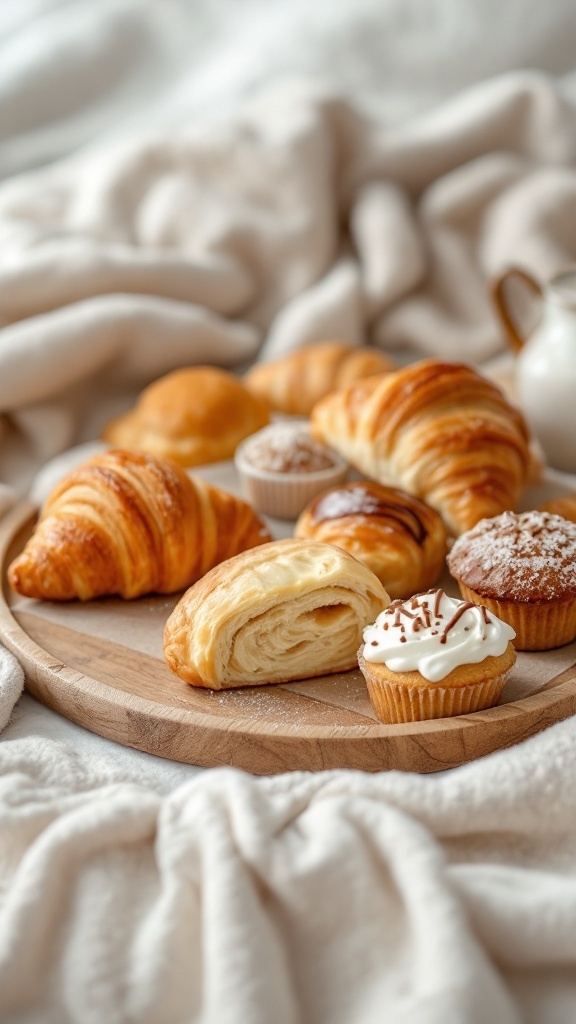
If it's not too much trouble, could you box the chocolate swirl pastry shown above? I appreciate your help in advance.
[295,482,447,600]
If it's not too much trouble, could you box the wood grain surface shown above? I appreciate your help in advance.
[2,499,576,774]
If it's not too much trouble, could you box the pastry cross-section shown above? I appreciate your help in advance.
[163,538,389,688]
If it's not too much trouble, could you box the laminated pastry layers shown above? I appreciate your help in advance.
[164,538,389,688]
[244,341,395,416]
[8,449,271,601]
[311,359,532,536]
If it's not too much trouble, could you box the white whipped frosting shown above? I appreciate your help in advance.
[362,590,516,682]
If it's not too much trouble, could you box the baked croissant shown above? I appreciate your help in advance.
[244,340,395,417]
[164,538,389,688]
[8,449,271,601]
[295,482,447,599]
[102,366,269,467]
[310,360,532,537]
[539,494,576,524]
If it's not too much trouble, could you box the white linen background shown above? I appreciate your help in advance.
[2,2,576,1021]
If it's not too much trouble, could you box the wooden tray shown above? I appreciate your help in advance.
[2,497,576,774]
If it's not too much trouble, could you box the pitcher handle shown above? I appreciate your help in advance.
[491,267,543,352]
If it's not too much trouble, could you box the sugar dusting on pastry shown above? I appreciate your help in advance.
[362,589,515,682]
[447,510,576,601]
[240,422,336,473]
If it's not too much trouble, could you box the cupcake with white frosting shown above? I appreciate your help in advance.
[358,589,516,723]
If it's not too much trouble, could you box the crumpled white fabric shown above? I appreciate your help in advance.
[3,70,576,489]
[2,8,576,1018]
[0,646,23,733]
[1,717,576,1024]
[0,488,21,728]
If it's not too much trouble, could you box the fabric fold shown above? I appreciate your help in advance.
[3,71,576,485]
[4,718,576,1022]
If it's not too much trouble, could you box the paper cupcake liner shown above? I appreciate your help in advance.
[234,442,348,520]
[456,584,576,651]
[361,669,511,724]
[237,470,349,519]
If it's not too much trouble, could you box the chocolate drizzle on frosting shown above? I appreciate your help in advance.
[386,590,488,644]
[310,484,428,544]
[439,600,476,644]
[362,588,516,682]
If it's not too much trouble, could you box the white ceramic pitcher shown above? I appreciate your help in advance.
[492,266,576,473]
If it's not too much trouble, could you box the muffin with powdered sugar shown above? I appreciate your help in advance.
[447,510,576,650]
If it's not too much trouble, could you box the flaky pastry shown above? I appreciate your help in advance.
[102,366,269,466]
[163,538,389,688]
[295,482,447,599]
[244,340,395,416]
[539,494,576,524]
[311,359,532,536]
[8,449,271,601]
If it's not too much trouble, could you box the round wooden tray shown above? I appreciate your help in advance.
[2,499,576,774]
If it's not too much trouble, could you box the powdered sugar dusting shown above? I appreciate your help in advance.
[448,511,576,601]
[241,423,336,473]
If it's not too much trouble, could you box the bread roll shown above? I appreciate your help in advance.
[103,367,269,466]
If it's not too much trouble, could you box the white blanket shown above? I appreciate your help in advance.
[3,2,576,1020]
[2,69,576,490]
[2,651,576,1023]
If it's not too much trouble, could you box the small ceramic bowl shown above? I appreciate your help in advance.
[234,423,348,520]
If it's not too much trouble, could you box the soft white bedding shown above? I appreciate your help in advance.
[2,2,576,1020]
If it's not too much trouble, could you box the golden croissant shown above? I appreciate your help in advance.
[244,340,395,417]
[8,449,272,601]
[164,538,389,688]
[539,494,576,524]
[310,360,532,536]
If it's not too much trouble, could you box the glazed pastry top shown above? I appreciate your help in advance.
[308,484,430,543]
[295,481,447,600]
[362,589,516,682]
